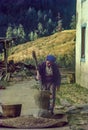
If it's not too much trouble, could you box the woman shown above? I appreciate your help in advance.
[36,55,61,114]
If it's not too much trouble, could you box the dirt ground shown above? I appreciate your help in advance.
[0,78,71,130]
[0,78,41,116]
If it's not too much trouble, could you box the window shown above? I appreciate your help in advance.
[81,26,86,59]
[81,0,86,3]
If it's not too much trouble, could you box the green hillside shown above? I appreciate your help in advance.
[8,29,76,62]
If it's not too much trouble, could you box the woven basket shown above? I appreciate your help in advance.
[1,104,22,117]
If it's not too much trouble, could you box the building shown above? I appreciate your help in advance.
[76,0,88,88]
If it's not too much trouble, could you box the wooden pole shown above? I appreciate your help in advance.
[4,40,8,74]
[0,37,16,76]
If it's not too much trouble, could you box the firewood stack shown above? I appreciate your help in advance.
[0,60,36,81]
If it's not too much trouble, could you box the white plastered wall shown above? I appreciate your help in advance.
[76,0,88,88]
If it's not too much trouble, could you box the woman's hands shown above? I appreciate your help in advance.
[36,70,41,80]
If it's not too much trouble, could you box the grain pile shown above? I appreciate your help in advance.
[0,115,68,128]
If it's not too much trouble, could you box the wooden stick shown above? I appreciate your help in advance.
[32,51,38,69]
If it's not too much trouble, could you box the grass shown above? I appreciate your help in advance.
[56,83,88,106]
[6,29,76,63]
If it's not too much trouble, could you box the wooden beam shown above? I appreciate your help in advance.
[0,37,17,44]
[0,37,17,76]
[4,40,8,74]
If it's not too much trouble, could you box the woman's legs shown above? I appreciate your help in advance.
[42,82,56,114]
[49,83,56,114]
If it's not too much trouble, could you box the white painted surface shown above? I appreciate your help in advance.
[76,0,88,88]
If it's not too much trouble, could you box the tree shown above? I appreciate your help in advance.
[18,24,26,43]
[6,25,13,38]
[37,10,43,22]
[48,9,52,18]
[13,26,18,37]
[34,31,38,40]
[57,20,62,31]
[70,15,76,29]
[37,22,44,36]
[46,18,54,34]
[25,7,37,31]
[43,14,48,22]
[56,13,63,32]
[28,31,34,41]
